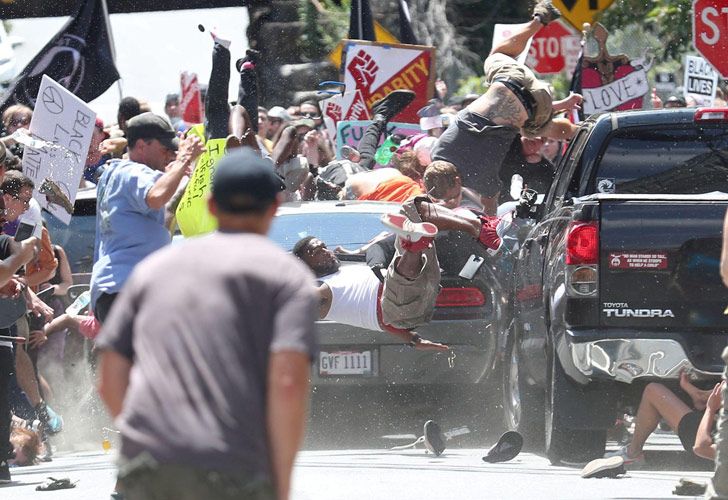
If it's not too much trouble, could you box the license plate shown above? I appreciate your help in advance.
[319,350,375,376]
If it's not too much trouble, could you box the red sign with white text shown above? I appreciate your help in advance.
[341,40,436,124]
[693,0,728,78]
[526,20,581,75]
[180,72,202,125]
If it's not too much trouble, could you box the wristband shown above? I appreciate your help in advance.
[408,333,422,347]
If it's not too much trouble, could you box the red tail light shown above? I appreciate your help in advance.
[566,221,599,265]
[695,108,728,122]
[435,287,486,307]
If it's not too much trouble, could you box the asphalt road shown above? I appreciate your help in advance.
[2,433,714,500]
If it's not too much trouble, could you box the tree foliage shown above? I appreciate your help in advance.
[598,0,693,62]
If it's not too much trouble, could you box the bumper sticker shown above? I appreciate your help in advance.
[609,252,668,269]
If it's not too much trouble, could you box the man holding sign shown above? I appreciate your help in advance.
[91,113,203,323]
[431,0,582,215]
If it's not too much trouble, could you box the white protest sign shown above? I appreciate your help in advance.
[21,75,96,225]
[492,24,533,64]
[684,55,718,106]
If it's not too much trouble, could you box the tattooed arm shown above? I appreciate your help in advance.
[468,83,529,129]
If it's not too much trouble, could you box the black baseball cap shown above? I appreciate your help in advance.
[126,112,179,151]
[212,147,285,213]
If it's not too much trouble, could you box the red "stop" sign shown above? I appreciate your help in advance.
[693,0,728,78]
[527,19,581,75]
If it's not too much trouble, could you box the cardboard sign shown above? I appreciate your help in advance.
[684,55,718,106]
[180,72,203,125]
[492,24,532,64]
[581,24,651,114]
[22,75,96,225]
[341,40,436,124]
[608,252,668,270]
[175,125,225,237]
[335,120,422,160]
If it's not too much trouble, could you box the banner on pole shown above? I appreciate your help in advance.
[341,40,435,124]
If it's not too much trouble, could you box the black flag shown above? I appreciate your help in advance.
[568,45,584,123]
[348,0,376,41]
[398,0,418,45]
[0,0,119,114]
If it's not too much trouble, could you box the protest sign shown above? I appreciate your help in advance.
[175,125,226,237]
[492,24,532,64]
[21,75,95,225]
[180,72,203,124]
[336,120,422,161]
[684,55,718,106]
[581,24,651,114]
[341,40,435,124]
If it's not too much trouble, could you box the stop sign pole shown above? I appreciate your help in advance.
[693,0,728,78]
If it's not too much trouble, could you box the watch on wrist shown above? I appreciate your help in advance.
[408,333,422,347]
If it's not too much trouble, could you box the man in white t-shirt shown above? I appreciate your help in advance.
[293,196,506,350]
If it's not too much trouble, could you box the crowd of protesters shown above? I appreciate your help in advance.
[0,1,727,498]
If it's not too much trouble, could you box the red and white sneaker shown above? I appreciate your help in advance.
[478,216,502,255]
[381,213,438,252]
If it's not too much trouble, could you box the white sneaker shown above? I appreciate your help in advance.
[581,456,625,479]
[380,213,437,242]
[604,444,645,467]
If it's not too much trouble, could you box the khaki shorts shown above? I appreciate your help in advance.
[482,53,553,135]
[381,196,441,330]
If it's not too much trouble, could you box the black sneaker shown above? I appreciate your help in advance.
[371,90,416,123]
[482,431,523,463]
[532,0,561,25]
[0,460,10,484]
[235,49,261,72]
[581,456,626,479]
[423,420,446,456]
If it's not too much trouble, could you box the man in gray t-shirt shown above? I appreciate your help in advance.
[97,148,318,500]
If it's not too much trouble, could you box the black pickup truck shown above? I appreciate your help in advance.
[503,107,728,464]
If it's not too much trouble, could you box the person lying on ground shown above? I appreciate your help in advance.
[430,0,582,215]
[293,196,508,350]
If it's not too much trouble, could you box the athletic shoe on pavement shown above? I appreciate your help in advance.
[0,460,10,484]
[604,444,645,467]
[478,216,503,255]
[482,431,523,463]
[371,90,416,123]
[532,0,561,25]
[381,213,438,252]
[423,420,446,456]
[581,456,626,478]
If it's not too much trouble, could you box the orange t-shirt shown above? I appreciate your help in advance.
[358,175,424,203]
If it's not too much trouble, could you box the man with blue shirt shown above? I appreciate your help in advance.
[91,113,203,323]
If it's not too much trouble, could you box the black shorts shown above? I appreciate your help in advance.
[677,410,704,453]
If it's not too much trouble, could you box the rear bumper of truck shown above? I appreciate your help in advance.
[558,329,726,384]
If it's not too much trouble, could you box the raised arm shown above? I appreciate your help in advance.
[146,135,204,210]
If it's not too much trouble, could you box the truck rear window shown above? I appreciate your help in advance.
[593,127,728,194]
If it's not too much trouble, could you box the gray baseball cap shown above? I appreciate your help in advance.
[126,112,179,151]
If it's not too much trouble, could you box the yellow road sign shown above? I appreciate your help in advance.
[553,0,615,31]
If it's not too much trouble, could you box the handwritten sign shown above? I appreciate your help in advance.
[22,75,96,225]
[684,55,718,106]
[335,120,422,160]
[175,125,226,237]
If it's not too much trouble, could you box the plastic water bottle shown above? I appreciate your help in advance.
[510,174,524,200]
[66,290,90,316]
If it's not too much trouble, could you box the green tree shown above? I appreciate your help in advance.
[598,0,692,62]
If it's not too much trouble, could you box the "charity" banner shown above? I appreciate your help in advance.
[341,40,436,124]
